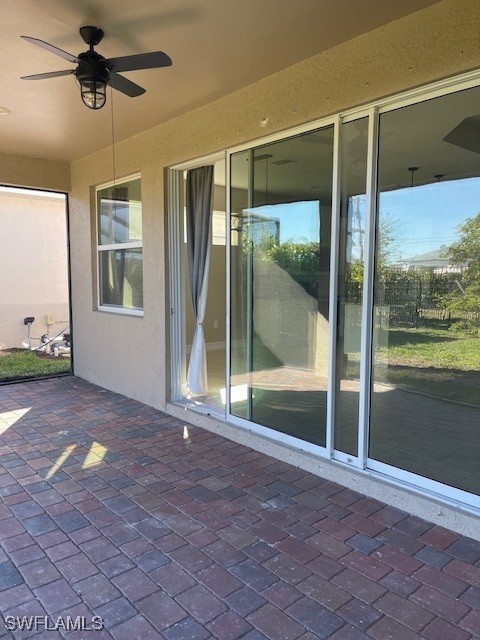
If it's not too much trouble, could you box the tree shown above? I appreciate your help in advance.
[442,212,480,330]
[376,212,401,271]
[448,213,480,278]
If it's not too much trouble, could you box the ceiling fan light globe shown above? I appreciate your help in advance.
[80,79,106,109]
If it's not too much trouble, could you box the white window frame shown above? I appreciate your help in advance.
[95,173,143,316]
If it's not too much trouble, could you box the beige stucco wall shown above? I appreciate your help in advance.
[69,0,480,408]
[0,152,70,192]
[0,189,69,349]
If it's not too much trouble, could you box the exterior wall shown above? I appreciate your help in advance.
[66,0,480,535]
[70,0,480,408]
[0,189,69,350]
[0,152,70,192]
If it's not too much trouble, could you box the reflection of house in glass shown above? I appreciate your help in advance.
[394,248,467,274]
[99,196,142,245]
[99,197,130,243]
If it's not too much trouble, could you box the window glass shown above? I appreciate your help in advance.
[370,87,480,495]
[230,127,334,446]
[97,178,142,245]
[99,248,143,309]
[335,117,368,456]
[97,177,143,310]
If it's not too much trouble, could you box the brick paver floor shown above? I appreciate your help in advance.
[0,376,479,640]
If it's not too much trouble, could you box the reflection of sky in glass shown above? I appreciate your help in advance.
[380,177,480,261]
[242,177,480,260]
[249,201,320,243]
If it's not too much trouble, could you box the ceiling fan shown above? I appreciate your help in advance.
[21,26,172,110]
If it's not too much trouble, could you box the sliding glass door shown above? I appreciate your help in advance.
[171,74,480,511]
[369,86,480,497]
[230,127,334,446]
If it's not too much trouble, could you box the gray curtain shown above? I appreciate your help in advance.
[186,165,214,395]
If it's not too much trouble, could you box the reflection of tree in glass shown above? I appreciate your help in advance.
[346,212,400,304]
[246,212,402,303]
[376,212,401,269]
[442,212,480,331]
[255,232,320,298]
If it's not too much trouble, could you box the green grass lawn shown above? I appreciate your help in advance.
[0,349,71,383]
[372,325,480,405]
[376,326,480,370]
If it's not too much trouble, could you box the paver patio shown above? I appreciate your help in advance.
[0,376,479,640]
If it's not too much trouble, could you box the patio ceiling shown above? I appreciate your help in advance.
[0,0,441,162]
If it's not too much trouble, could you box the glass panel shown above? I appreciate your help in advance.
[98,178,142,244]
[335,118,368,456]
[230,127,334,446]
[99,248,143,309]
[230,151,250,420]
[370,86,480,495]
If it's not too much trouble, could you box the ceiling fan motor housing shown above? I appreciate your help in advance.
[75,51,109,85]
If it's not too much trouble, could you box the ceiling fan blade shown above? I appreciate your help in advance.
[105,51,172,73]
[21,36,79,63]
[21,69,75,81]
[108,72,146,97]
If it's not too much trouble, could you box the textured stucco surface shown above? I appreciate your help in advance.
[68,0,480,526]
[0,152,70,192]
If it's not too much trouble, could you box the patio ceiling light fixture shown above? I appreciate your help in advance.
[78,74,108,110]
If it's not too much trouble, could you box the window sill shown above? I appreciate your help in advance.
[97,305,144,317]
